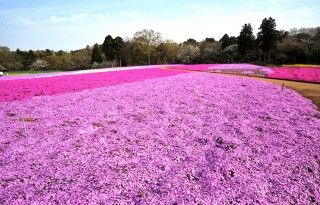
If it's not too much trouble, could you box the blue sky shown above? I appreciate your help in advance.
[0,0,319,51]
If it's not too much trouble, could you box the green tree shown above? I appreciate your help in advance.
[184,38,198,46]
[219,34,237,50]
[179,44,200,64]
[219,34,230,49]
[221,44,239,63]
[113,36,125,66]
[257,17,279,63]
[313,27,320,42]
[45,49,53,56]
[133,29,162,65]
[15,49,24,55]
[156,41,180,64]
[238,23,255,61]
[204,38,216,44]
[29,59,49,70]
[45,53,72,71]
[199,39,220,63]
[102,35,115,61]
[91,43,103,64]
[120,41,134,66]
[277,30,289,42]
[0,47,15,70]
[71,49,91,70]
[57,50,65,56]
[24,50,36,69]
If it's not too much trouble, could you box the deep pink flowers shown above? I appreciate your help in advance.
[0,68,185,102]
[268,66,320,83]
[165,64,320,83]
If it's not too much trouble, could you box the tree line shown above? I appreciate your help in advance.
[1,17,319,72]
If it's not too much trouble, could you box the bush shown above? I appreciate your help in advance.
[0,64,7,71]
[91,61,115,69]
[29,59,49,70]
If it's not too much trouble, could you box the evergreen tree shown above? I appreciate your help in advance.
[15,49,24,56]
[184,38,198,46]
[45,49,53,56]
[220,34,237,49]
[113,36,125,66]
[238,23,255,61]
[204,38,216,44]
[257,17,279,62]
[219,34,230,49]
[91,43,103,64]
[102,35,115,61]
[57,50,65,56]
[313,27,320,42]
[24,50,36,68]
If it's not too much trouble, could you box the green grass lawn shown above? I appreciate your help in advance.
[5,70,62,76]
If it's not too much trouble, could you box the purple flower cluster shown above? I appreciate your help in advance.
[0,71,320,204]
[208,63,273,74]
[166,64,273,77]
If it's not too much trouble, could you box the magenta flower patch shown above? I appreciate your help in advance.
[0,68,185,102]
[166,64,320,83]
[268,66,320,83]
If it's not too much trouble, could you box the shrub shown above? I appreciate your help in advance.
[29,59,49,70]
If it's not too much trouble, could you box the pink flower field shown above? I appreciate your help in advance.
[268,66,320,83]
[1,67,320,204]
[166,64,273,77]
[0,67,185,102]
[166,64,320,83]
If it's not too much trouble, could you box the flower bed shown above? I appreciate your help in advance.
[0,68,185,102]
[166,64,273,77]
[166,64,320,83]
[1,70,319,204]
[208,64,273,76]
[268,66,320,83]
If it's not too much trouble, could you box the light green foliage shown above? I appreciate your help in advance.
[29,59,49,70]
[133,29,163,65]
[156,41,180,64]
[199,38,220,63]
[179,44,200,64]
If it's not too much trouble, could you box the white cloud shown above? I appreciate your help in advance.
[0,0,319,50]
[49,13,89,24]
